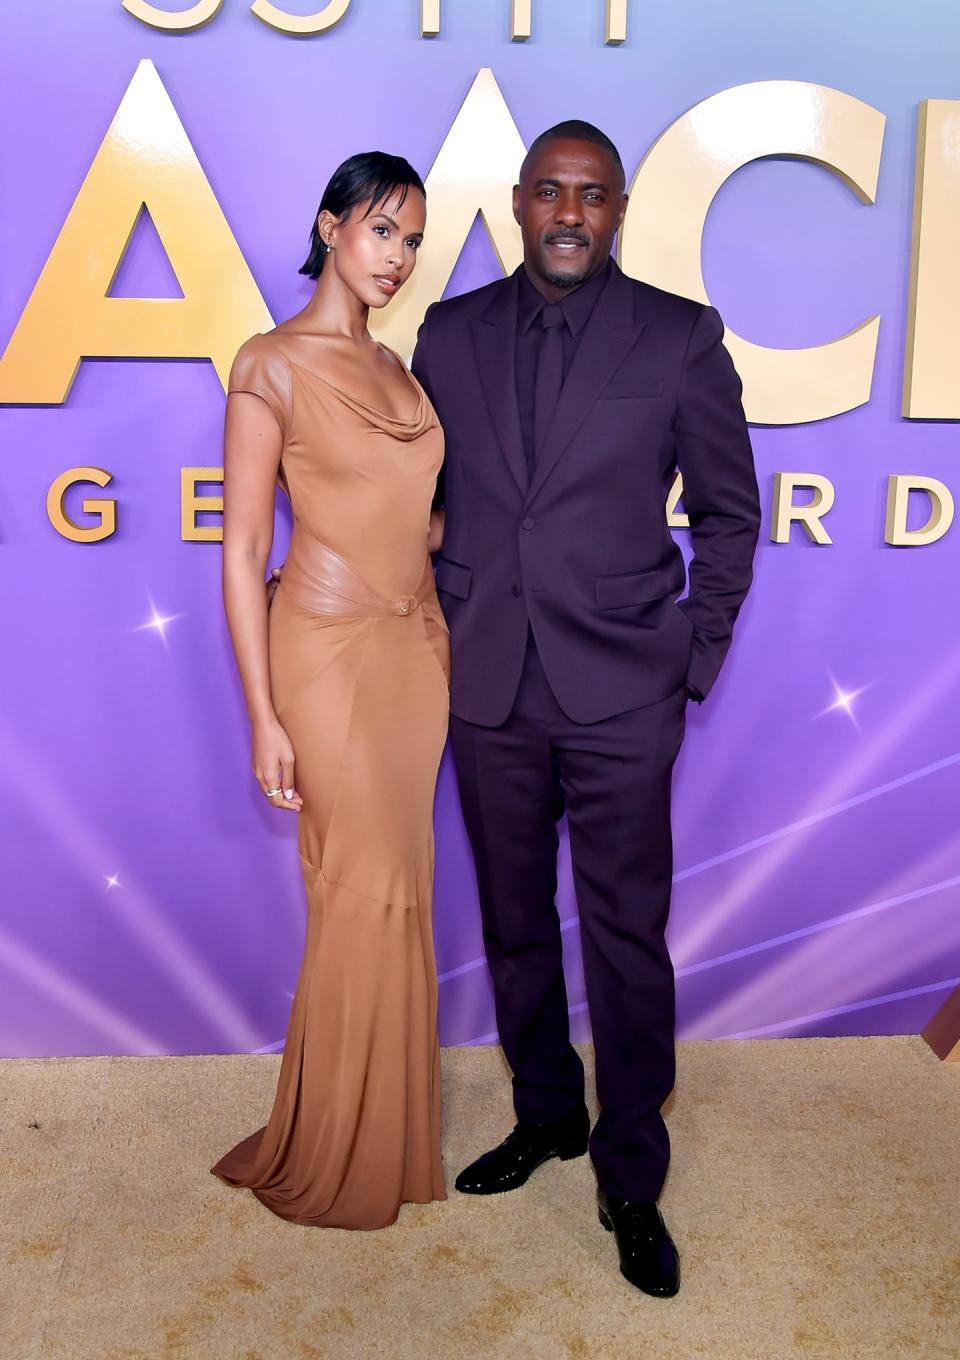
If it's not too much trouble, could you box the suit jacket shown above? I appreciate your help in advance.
[412,260,761,727]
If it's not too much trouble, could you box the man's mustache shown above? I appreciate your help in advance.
[543,229,590,246]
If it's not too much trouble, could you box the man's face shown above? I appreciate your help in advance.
[513,138,627,297]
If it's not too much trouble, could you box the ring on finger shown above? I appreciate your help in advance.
[265,786,283,797]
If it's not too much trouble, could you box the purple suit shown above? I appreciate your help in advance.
[413,260,760,1200]
[415,260,760,725]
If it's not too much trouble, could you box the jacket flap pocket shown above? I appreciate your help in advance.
[596,566,672,610]
[436,557,473,600]
[599,378,664,399]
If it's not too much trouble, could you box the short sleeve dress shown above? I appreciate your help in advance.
[211,329,449,1230]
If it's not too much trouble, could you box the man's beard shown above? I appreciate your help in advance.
[540,232,592,289]
[543,265,589,289]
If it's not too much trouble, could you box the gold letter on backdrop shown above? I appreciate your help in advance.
[47,468,116,542]
[181,467,224,542]
[370,67,524,358]
[903,101,960,418]
[122,0,223,30]
[605,0,627,43]
[620,82,885,424]
[420,0,440,36]
[771,472,835,544]
[511,0,532,40]
[885,475,954,546]
[0,60,273,405]
[250,0,351,36]
[666,472,688,528]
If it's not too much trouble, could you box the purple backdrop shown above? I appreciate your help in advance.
[1,0,958,1056]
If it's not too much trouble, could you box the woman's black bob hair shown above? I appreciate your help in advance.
[299,151,426,280]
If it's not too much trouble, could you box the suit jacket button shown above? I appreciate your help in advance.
[521,517,536,531]
[511,583,522,597]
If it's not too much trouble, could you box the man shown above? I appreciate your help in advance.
[412,120,760,1298]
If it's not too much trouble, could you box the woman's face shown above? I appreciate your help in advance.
[320,186,426,309]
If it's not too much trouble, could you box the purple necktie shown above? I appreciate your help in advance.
[531,303,566,480]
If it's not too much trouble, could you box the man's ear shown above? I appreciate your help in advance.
[512,184,521,226]
[617,193,629,231]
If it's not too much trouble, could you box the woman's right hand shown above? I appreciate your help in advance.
[252,715,303,813]
[266,565,283,609]
[428,509,445,554]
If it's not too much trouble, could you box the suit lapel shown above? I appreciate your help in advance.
[525,262,646,508]
[469,270,528,497]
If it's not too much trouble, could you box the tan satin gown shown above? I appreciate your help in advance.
[211,330,449,1229]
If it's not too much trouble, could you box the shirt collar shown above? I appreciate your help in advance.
[517,256,612,337]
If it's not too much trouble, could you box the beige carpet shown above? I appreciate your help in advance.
[2,1038,957,1360]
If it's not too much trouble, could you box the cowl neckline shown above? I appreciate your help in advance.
[280,335,433,441]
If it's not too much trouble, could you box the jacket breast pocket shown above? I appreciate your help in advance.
[436,557,472,601]
[596,566,674,610]
[598,378,664,400]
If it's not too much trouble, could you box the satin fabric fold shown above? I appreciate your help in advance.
[280,531,437,619]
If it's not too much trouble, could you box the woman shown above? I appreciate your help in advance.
[211,153,448,1230]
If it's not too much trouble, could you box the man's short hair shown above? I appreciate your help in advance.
[522,120,625,184]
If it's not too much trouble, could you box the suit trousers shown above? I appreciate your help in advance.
[449,627,686,1202]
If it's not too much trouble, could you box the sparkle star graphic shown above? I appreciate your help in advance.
[817,676,872,728]
[134,598,184,647]
[104,872,121,890]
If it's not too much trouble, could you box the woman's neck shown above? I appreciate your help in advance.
[293,270,371,342]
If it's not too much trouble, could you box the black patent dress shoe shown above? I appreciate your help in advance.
[454,1109,590,1195]
[597,1188,680,1298]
